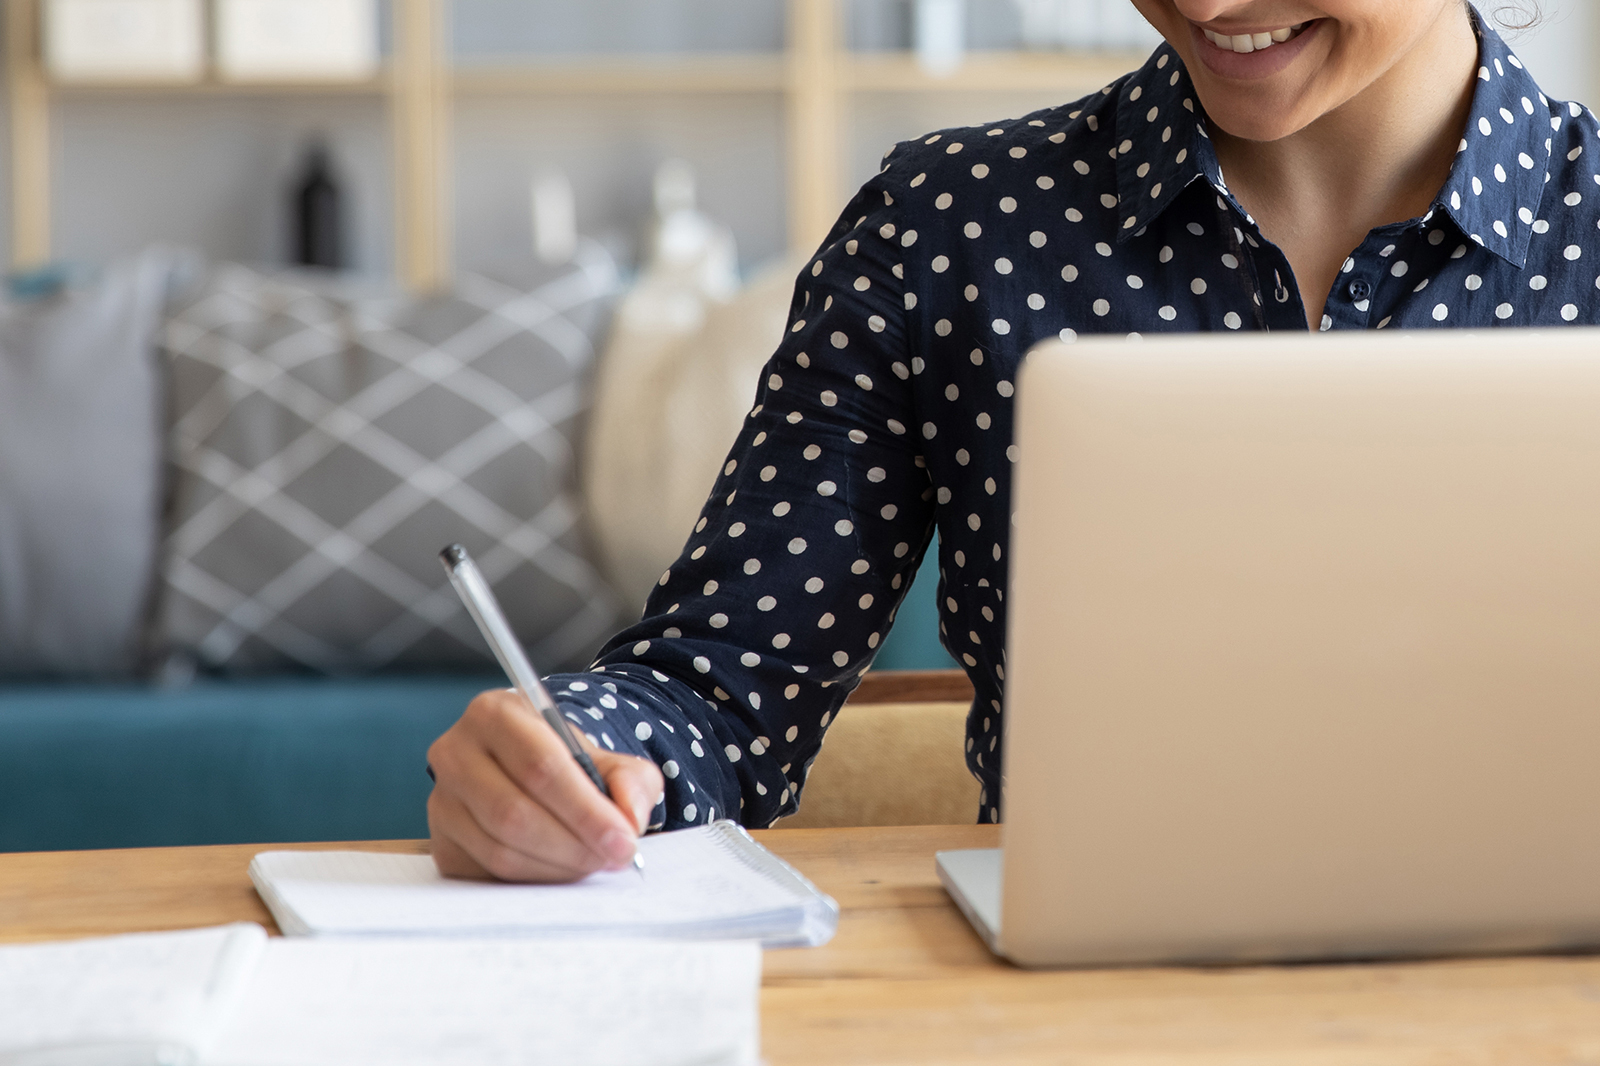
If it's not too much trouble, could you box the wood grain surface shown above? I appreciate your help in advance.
[5,825,1600,1065]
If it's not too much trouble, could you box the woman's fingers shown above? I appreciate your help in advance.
[592,746,666,832]
[428,788,599,883]
[427,687,659,882]
[446,737,613,876]
[471,693,640,867]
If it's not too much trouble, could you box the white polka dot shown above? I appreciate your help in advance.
[1496,302,1514,319]
[635,721,653,741]
[788,537,807,554]
[1563,303,1580,320]
[693,656,711,673]
[1092,299,1110,316]
[683,803,698,820]
[663,760,680,779]
[1190,278,1207,295]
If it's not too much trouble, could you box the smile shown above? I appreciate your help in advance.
[1200,22,1309,53]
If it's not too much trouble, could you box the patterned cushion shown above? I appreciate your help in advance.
[155,248,622,675]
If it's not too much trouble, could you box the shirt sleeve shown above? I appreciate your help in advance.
[542,157,940,831]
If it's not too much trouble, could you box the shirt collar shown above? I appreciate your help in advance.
[1436,12,1554,267]
[1111,9,1552,267]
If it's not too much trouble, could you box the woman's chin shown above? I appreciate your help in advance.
[1196,103,1310,144]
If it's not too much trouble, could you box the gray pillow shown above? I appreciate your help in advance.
[0,248,188,678]
[154,246,622,675]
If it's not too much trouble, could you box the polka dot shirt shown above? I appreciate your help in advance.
[546,12,1600,832]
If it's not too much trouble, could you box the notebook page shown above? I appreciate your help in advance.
[210,937,761,1066]
[253,824,804,937]
[0,923,266,1066]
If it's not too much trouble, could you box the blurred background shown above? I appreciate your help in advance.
[0,0,1592,853]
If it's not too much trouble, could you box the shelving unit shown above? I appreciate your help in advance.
[5,0,1145,290]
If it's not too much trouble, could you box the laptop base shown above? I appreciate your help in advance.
[935,848,1003,955]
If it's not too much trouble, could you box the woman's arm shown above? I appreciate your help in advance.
[428,158,941,879]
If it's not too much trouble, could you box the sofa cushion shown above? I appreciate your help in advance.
[0,248,188,678]
[155,248,621,674]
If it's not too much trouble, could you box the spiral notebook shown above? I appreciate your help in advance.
[250,821,838,949]
[0,923,760,1066]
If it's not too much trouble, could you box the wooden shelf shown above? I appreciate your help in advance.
[5,0,1156,283]
[454,54,785,95]
[455,49,1136,97]
[47,74,388,96]
[844,49,1147,94]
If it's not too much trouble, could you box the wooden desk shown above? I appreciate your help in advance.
[4,825,1600,1064]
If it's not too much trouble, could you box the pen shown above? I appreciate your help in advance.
[438,543,645,875]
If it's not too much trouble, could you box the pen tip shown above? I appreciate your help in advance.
[633,853,646,876]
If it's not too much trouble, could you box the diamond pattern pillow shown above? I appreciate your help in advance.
[155,248,622,675]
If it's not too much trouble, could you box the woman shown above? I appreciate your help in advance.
[426,0,1598,882]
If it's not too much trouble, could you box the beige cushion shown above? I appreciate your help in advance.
[778,701,980,828]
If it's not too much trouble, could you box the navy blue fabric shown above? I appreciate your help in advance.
[0,676,493,851]
[543,13,1600,832]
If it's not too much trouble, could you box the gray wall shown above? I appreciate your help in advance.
[4,1,1596,281]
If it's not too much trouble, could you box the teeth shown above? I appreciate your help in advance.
[1203,22,1305,53]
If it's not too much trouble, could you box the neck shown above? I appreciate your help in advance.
[1209,6,1479,243]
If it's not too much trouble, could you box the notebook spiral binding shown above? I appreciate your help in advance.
[709,821,840,948]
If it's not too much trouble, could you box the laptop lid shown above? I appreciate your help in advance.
[998,330,1600,968]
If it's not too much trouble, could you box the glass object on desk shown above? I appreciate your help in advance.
[44,0,204,83]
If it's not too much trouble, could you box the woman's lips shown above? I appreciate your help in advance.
[1189,17,1321,79]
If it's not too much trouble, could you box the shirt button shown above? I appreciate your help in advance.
[1348,280,1371,301]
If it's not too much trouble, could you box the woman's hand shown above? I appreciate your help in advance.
[426,688,665,883]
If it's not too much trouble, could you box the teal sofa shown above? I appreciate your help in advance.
[0,554,953,853]
[0,676,492,853]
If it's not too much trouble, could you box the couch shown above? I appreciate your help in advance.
[0,242,958,854]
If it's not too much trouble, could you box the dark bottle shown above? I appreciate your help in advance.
[292,141,343,270]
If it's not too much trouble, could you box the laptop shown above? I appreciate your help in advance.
[938,330,1600,969]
